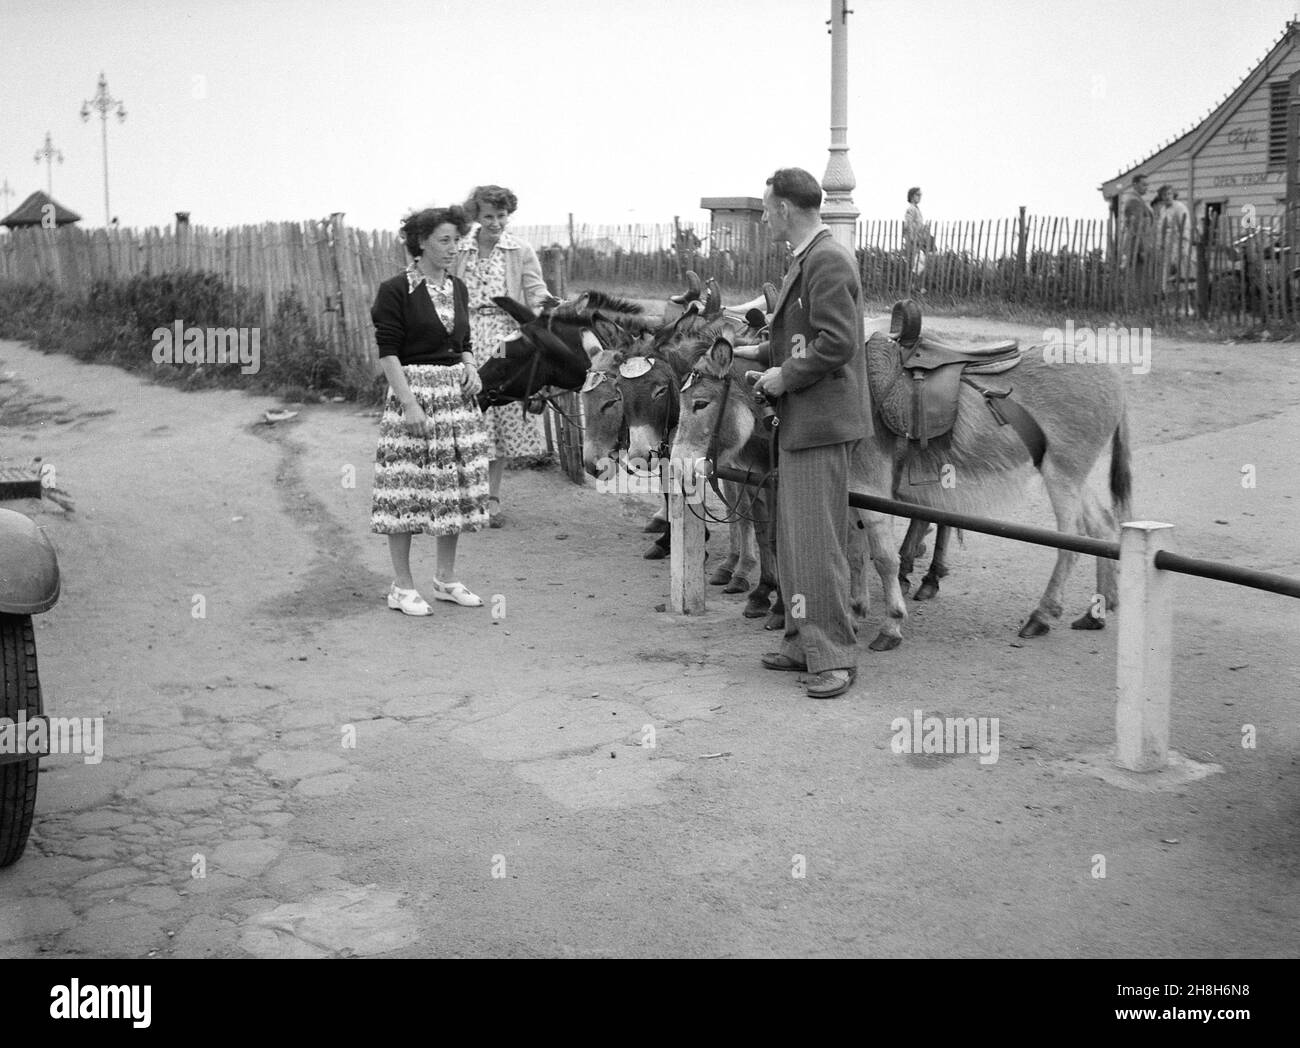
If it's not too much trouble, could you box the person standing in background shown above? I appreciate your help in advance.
[903,187,928,295]
[455,185,559,528]
[1156,186,1193,294]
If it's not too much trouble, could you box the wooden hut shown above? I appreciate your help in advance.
[1100,20,1300,233]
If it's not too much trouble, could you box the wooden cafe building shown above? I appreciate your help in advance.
[1101,20,1300,244]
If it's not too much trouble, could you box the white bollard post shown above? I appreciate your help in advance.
[1115,521,1175,771]
[669,459,706,615]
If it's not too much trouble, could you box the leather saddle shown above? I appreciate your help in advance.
[873,299,1022,449]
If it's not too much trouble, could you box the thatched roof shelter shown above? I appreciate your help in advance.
[1,190,81,229]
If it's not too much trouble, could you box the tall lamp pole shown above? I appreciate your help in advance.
[821,0,859,252]
[1,178,15,215]
[33,133,64,197]
[81,72,127,226]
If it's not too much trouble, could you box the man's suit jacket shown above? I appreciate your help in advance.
[768,228,872,450]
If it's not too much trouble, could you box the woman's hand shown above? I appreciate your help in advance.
[401,400,430,436]
[461,363,483,398]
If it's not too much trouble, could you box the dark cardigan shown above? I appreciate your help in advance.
[371,272,472,365]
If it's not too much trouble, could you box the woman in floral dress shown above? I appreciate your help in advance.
[454,185,558,527]
[370,205,489,614]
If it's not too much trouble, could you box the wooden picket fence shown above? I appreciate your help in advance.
[2,212,1296,377]
[0,218,407,364]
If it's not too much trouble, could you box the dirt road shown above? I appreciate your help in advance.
[1,320,1297,957]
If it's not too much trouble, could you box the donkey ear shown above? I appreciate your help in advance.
[491,296,536,327]
[704,278,722,318]
[707,336,734,371]
[579,328,604,359]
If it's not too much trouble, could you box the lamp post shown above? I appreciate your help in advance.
[81,71,127,227]
[821,0,859,252]
[0,178,15,215]
[33,133,64,198]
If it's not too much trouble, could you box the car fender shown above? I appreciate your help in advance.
[0,508,60,614]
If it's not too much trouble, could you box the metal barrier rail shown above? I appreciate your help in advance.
[711,464,1300,600]
[678,464,1300,776]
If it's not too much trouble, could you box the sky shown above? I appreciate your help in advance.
[1,0,1297,233]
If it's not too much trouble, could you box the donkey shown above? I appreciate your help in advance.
[667,326,905,645]
[477,294,595,413]
[578,294,763,587]
[672,308,1133,646]
[865,317,1132,637]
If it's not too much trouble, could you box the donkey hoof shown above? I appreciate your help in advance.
[1017,614,1052,639]
[742,600,769,619]
[643,542,668,560]
[723,575,751,595]
[869,633,902,651]
[763,613,785,632]
[913,578,940,602]
[644,517,669,534]
[707,567,733,585]
[1070,610,1107,630]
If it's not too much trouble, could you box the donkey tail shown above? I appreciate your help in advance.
[1109,408,1133,522]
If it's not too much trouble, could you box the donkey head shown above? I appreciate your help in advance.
[618,351,683,470]
[475,296,593,410]
[580,346,632,476]
[670,328,762,477]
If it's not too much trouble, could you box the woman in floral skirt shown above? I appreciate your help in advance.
[454,185,558,527]
[370,205,489,615]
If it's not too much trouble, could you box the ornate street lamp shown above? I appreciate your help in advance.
[33,132,64,198]
[821,1,859,251]
[81,71,127,227]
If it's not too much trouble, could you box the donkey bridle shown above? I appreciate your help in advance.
[682,366,776,526]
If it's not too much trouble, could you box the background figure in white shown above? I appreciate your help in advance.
[1155,185,1193,293]
[903,187,929,294]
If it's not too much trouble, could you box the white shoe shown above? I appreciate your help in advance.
[387,583,432,616]
[430,580,483,607]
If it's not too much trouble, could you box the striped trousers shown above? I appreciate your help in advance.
[776,440,859,674]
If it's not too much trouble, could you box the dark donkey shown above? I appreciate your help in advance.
[474,294,602,412]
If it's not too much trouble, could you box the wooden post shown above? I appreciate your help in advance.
[540,245,565,299]
[668,461,706,614]
[1116,521,1175,772]
[672,215,685,283]
[1015,205,1027,298]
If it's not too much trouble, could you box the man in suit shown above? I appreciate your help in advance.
[750,168,872,699]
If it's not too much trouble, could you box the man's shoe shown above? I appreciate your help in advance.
[761,652,807,672]
[805,668,856,699]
